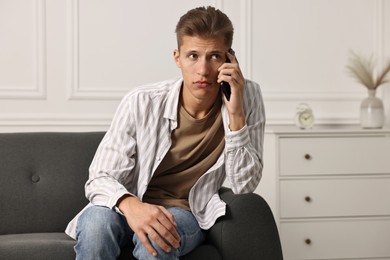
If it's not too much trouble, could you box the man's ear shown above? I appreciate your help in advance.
[173,49,181,68]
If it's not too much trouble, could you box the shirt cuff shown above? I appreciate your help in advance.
[107,189,134,211]
[225,124,250,151]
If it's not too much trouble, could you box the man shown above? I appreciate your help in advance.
[66,6,265,260]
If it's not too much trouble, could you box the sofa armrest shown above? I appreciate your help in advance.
[207,187,283,260]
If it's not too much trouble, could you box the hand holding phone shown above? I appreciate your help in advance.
[220,48,238,101]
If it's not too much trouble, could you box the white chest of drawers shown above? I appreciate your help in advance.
[266,126,390,260]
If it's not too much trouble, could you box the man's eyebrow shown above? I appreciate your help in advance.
[181,49,198,54]
[211,51,225,55]
[181,49,225,55]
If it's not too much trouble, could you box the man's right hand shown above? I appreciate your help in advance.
[117,195,181,257]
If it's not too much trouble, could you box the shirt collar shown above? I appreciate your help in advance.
[163,77,183,122]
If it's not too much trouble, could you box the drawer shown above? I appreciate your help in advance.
[280,178,390,218]
[279,136,390,176]
[281,218,390,259]
[280,177,390,218]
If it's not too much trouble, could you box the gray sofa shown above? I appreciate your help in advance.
[0,132,283,260]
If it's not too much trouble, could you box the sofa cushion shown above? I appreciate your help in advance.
[0,132,104,235]
[0,233,76,260]
[0,232,221,260]
[118,244,222,260]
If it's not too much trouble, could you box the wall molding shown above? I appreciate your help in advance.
[66,0,129,100]
[265,116,359,126]
[379,0,390,126]
[0,0,46,99]
[0,113,111,131]
[258,1,385,102]
[0,112,359,131]
[241,0,253,79]
[1,0,383,130]
[214,0,223,9]
[374,0,384,63]
[67,0,224,100]
[263,89,365,101]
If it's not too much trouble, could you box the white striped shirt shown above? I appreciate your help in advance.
[65,77,265,239]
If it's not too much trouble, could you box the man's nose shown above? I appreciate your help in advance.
[197,58,210,76]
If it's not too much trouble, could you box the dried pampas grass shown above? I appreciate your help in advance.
[346,51,390,90]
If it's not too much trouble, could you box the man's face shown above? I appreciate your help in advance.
[174,35,228,103]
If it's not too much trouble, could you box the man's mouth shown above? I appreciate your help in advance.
[194,81,211,87]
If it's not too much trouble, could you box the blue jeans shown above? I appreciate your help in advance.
[75,206,206,260]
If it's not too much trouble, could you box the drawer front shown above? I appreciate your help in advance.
[279,136,390,176]
[280,178,390,218]
[281,219,390,260]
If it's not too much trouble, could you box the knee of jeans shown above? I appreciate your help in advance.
[132,233,180,260]
[76,206,123,239]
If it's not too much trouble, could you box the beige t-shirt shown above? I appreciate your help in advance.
[143,98,225,210]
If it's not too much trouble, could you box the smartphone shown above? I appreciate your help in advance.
[220,48,237,101]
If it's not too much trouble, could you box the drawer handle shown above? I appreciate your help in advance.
[304,154,312,160]
[305,238,312,245]
[304,196,312,202]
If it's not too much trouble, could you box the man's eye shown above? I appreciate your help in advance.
[188,54,198,60]
[211,54,223,61]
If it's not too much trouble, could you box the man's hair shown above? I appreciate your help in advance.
[175,6,234,49]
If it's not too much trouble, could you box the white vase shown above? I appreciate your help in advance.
[360,89,384,128]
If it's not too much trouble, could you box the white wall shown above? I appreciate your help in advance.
[1,0,390,132]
